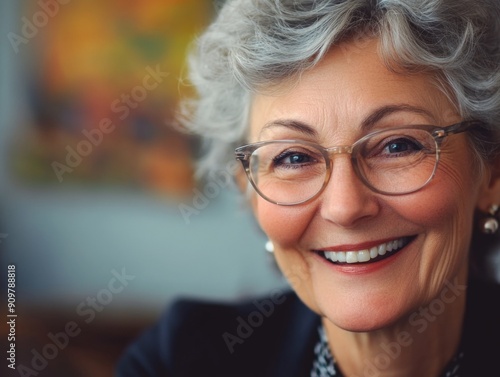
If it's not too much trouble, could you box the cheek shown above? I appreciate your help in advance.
[392,160,479,300]
[254,198,319,298]
[395,159,478,231]
[255,199,313,247]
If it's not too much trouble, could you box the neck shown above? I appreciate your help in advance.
[323,276,468,377]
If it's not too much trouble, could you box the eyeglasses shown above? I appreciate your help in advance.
[235,120,481,206]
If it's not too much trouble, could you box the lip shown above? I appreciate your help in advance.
[312,235,417,273]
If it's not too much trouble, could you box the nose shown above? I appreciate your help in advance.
[318,156,380,228]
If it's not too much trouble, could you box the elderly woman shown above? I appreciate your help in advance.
[117,0,500,376]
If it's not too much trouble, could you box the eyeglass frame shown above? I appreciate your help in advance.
[234,120,483,206]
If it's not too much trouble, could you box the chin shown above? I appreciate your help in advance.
[335,314,396,333]
[315,290,409,333]
[323,307,405,333]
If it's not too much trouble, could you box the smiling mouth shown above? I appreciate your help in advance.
[315,236,416,265]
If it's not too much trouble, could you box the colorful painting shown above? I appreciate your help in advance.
[12,0,214,197]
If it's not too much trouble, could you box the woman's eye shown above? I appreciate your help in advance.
[381,138,423,156]
[273,151,315,167]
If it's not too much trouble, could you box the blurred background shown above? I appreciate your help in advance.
[0,1,287,376]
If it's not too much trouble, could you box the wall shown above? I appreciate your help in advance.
[0,1,287,322]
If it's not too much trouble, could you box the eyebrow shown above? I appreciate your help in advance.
[360,104,435,131]
[259,104,435,138]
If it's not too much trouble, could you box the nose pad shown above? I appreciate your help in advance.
[319,155,379,227]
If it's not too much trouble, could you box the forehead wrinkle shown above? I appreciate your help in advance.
[259,119,318,138]
[251,52,456,144]
[255,95,339,142]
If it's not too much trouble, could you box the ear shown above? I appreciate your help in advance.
[476,158,500,212]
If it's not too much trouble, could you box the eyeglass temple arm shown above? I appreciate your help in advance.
[235,151,247,160]
[433,120,483,138]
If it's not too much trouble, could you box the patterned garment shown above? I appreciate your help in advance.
[310,325,464,377]
[311,326,338,377]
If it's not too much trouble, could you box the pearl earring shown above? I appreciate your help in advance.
[265,240,274,253]
[482,204,499,234]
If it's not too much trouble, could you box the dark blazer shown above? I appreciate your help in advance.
[116,278,500,377]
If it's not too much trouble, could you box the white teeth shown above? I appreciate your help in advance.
[346,252,358,263]
[325,251,337,262]
[387,240,399,252]
[357,250,371,262]
[378,244,387,256]
[322,237,408,264]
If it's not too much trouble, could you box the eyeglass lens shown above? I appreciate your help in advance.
[247,128,439,204]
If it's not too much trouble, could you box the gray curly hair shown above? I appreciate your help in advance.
[180,0,500,179]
